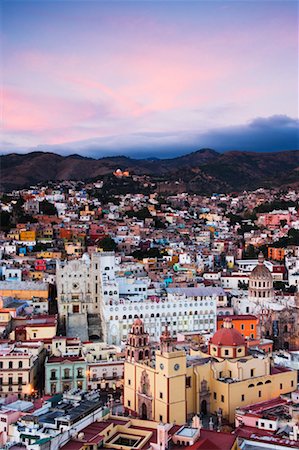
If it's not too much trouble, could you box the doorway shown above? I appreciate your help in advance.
[201,399,207,415]
[141,402,147,419]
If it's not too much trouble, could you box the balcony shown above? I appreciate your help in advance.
[76,374,84,379]
[50,376,57,381]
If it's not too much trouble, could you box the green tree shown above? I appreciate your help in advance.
[0,211,11,231]
[39,200,57,216]
[98,237,117,251]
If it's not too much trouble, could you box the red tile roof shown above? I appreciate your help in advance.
[59,440,84,450]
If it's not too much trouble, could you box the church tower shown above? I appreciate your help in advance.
[155,326,187,424]
[126,318,151,363]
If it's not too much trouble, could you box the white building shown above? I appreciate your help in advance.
[285,255,299,288]
[57,252,222,345]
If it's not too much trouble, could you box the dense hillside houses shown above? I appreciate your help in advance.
[0,182,299,448]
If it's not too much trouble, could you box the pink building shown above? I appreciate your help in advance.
[258,211,292,228]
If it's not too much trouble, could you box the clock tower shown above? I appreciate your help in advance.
[155,326,187,424]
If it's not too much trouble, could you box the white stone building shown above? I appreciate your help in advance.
[57,252,221,345]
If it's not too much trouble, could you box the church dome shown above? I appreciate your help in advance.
[210,320,245,347]
[249,252,272,281]
[209,317,247,358]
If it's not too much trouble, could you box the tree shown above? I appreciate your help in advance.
[98,237,117,252]
[0,211,11,231]
[243,244,257,259]
[39,200,57,216]
[238,280,248,290]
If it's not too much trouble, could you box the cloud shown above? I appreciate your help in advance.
[200,115,299,153]
[1,115,298,158]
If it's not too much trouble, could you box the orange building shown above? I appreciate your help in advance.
[217,314,258,340]
[19,230,36,241]
[268,247,285,261]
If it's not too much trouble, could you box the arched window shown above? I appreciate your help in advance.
[265,380,271,384]
[123,315,127,320]
[257,381,263,386]
[248,384,254,388]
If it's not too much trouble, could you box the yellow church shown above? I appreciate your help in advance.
[124,318,297,424]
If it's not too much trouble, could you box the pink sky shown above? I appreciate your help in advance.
[2,1,298,156]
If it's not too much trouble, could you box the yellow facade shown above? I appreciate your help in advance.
[10,323,56,341]
[29,271,44,280]
[7,232,19,240]
[124,321,297,425]
[36,251,62,259]
[19,230,36,241]
[124,348,187,425]
[0,287,48,300]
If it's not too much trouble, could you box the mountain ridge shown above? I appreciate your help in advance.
[1,149,299,193]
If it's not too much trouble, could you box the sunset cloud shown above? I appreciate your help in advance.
[1,0,298,154]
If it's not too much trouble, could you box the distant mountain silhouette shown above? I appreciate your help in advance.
[1,148,299,193]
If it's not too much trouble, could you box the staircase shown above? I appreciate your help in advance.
[87,314,103,341]
[67,313,89,341]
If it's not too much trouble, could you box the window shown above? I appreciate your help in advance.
[8,362,12,369]
[221,395,224,403]
[159,415,163,422]
[213,392,217,400]
[18,361,23,368]
[33,333,37,338]
[224,349,229,356]
[18,377,22,385]
[0,362,2,369]
[248,384,254,388]
[269,424,273,429]
[186,377,191,388]
[291,380,294,387]
[128,379,131,385]
[258,390,261,397]
[250,369,254,377]
[251,324,254,330]
[160,392,163,399]
[261,422,265,427]
[280,383,283,389]
[241,394,245,401]
[8,377,12,385]
[241,324,244,330]
[128,400,131,407]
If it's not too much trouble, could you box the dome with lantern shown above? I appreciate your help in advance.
[209,318,247,359]
[248,252,273,301]
[249,252,272,281]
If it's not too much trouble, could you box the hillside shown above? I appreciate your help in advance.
[1,149,298,193]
